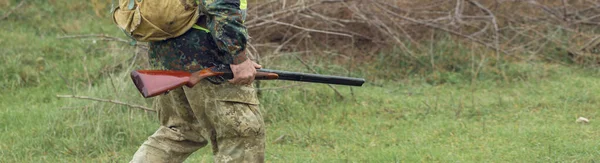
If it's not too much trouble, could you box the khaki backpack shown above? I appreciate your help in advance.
[112,0,201,42]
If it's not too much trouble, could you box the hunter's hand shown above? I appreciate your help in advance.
[229,60,262,85]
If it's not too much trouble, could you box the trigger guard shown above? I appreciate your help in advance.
[206,76,227,85]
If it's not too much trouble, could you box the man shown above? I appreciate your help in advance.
[129,0,265,162]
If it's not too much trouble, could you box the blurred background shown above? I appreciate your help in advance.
[1,0,599,162]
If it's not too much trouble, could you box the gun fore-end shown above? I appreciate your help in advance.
[256,72,280,80]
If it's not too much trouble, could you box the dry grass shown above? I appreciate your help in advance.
[76,0,600,79]
[245,0,600,67]
[79,0,600,66]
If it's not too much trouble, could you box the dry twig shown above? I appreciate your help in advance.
[56,95,155,112]
[292,55,345,99]
[373,2,509,55]
[1,0,26,20]
[58,34,148,50]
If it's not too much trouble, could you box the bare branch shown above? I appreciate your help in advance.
[292,55,345,99]
[58,34,148,50]
[1,0,26,20]
[265,20,353,38]
[374,2,509,55]
[56,95,155,112]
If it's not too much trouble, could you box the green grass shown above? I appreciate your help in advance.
[3,67,600,162]
[257,68,600,162]
[1,0,600,162]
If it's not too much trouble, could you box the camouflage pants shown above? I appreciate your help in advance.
[130,80,265,163]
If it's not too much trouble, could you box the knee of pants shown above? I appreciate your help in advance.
[153,126,209,147]
[214,137,265,163]
[130,127,209,163]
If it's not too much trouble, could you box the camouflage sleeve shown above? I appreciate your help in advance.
[205,0,248,65]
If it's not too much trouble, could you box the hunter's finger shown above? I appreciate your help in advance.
[228,77,241,84]
[253,62,262,69]
[247,77,255,84]
[243,78,253,85]
[229,76,250,85]
[245,74,256,84]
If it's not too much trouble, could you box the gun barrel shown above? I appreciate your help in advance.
[258,69,365,86]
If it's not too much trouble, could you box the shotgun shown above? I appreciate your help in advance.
[130,65,365,98]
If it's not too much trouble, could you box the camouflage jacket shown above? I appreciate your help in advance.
[149,0,249,72]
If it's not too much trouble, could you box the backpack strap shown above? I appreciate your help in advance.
[192,25,210,33]
[192,0,208,32]
[240,0,247,10]
[128,0,136,10]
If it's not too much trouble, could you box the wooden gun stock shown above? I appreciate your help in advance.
[131,65,365,98]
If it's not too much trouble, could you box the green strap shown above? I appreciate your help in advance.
[240,0,247,10]
[193,0,207,32]
[110,0,117,14]
[192,24,210,33]
[128,0,135,10]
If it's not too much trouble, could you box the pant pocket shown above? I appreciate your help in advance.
[212,100,264,138]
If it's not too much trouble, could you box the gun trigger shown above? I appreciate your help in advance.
[207,76,227,85]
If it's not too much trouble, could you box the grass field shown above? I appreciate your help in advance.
[1,0,599,162]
